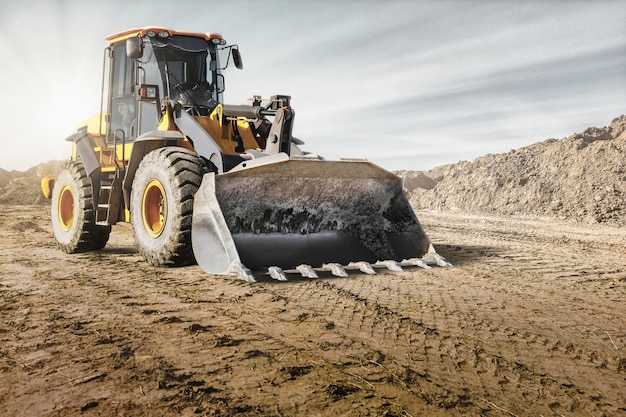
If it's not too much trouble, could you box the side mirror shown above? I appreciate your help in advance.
[126,36,143,59]
[232,48,243,70]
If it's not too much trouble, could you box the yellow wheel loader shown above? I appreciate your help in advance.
[41,27,450,281]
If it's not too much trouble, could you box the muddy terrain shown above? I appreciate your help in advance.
[1,204,624,416]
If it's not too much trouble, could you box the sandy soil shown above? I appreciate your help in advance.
[1,204,624,416]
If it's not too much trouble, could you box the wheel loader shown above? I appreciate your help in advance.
[41,27,450,281]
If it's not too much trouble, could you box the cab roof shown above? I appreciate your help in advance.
[105,26,223,45]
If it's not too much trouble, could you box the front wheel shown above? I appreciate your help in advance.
[51,162,111,253]
[130,147,207,266]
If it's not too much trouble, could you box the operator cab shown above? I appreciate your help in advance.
[104,27,241,145]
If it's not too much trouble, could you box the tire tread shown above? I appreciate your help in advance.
[131,147,207,267]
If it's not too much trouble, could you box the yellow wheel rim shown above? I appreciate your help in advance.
[142,179,167,237]
[58,184,74,231]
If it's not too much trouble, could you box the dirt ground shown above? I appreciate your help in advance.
[0,204,624,416]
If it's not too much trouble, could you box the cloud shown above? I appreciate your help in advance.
[0,1,624,171]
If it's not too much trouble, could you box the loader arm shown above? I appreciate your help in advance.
[171,102,224,172]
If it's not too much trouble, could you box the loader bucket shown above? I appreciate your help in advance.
[192,159,435,279]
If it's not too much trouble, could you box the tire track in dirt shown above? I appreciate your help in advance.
[3,238,436,416]
[96,263,448,416]
[257,275,614,416]
[18,242,476,415]
[222,210,626,415]
[419,212,626,414]
[2,206,625,416]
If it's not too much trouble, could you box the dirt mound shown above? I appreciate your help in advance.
[0,161,66,205]
[401,115,626,226]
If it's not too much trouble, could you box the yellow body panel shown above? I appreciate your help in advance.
[41,176,55,199]
[98,143,135,172]
[78,113,106,136]
[157,109,176,131]
[69,102,260,170]
[68,133,133,172]
[193,110,259,154]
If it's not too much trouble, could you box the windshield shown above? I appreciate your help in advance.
[152,36,221,110]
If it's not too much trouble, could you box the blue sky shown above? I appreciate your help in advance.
[1,0,624,171]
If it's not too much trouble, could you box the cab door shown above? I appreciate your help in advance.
[108,42,137,144]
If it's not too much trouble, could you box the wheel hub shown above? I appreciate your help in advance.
[142,179,167,237]
[58,185,74,231]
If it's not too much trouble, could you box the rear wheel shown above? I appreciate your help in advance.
[51,162,111,253]
[130,147,207,266]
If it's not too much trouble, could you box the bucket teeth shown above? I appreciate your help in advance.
[323,263,349,277]
[405,258,432,269]
[227,261,256,283]
[422,244,453,267]
[435,254,453,267]
[268,266,288,281]
[349,261,376,275]
[296,264,319,279]
[376,260,403,272]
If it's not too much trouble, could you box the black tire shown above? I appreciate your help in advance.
[51,162,111,253]
[130,147,207,266]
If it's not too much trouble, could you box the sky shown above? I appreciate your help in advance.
[0,0,624,172]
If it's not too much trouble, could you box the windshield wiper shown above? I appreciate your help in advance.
[165,69,203,112]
